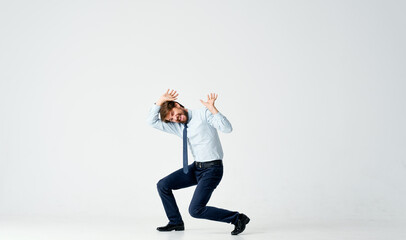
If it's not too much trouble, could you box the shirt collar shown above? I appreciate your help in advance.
[186,109,192,124]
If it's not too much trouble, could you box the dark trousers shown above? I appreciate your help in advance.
[157,161,239,225]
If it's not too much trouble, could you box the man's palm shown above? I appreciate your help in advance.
[158,89,179,105]
[200,93,218,107]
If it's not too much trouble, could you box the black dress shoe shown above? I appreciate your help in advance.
[156,223,185,232]
[231,213,250,235]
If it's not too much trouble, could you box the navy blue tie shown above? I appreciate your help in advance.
[183,123,188,174]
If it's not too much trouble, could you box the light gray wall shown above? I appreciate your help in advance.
[1,0,405,222]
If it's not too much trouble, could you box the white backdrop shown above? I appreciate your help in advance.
[1,0,405,224]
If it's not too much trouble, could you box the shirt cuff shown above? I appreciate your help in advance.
[151,104,161,113]
[212,111,225,119]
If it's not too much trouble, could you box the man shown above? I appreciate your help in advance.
[147,89,250,235]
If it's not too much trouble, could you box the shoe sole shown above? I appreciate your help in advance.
[157,228,184,232]
[231,216,250,235]
[240,217,250,233]
[157,227,185,232]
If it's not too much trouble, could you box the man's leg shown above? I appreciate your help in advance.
[188,165,239,223]
[157,164,197,224]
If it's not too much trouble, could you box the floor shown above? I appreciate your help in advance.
[0,216,405,240]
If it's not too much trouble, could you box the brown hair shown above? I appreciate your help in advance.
[160,101,184,123]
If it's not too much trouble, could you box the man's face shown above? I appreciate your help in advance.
[164,104,188,123]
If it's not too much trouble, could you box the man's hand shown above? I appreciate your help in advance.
[200,93,219,114]
[156,89,179,106]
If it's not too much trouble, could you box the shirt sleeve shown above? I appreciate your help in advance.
[146,104,182,136]
[204,108,233,133]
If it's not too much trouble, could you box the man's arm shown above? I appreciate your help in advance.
[200,93,233,133]
[146,89,182,136]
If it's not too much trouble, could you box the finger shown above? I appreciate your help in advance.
[214,93,218,100]
[207,94,210,100]
[169,89,174,95]
[171,90,177,96]
[166,89,169,94]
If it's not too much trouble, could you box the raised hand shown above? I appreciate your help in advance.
[156,89,179,106]
[200,93,219,114]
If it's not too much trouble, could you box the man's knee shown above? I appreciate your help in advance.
[157,179,167,192]
[189,204,204,218]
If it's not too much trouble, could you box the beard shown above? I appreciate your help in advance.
[179,109,189,123]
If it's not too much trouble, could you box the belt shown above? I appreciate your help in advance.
[195,160,222,169]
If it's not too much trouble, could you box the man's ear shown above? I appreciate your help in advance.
[174,103,180,108]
